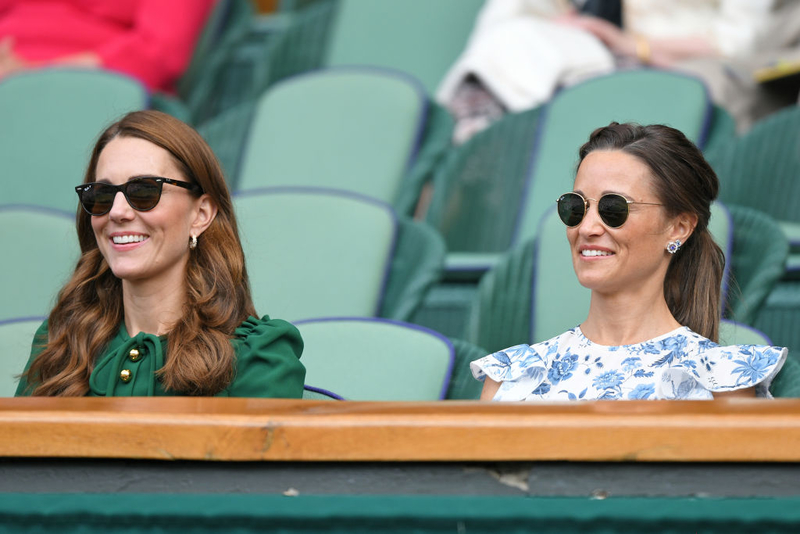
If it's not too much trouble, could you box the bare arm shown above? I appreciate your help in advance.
[480,377,502,401]
[0,36,100,79]
[0,37,24,78]
[558,15,718,67]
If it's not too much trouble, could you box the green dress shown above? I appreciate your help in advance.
[15,316,305,398]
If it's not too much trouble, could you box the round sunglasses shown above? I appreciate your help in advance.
[75,177,203,216]
[556,192,662,228]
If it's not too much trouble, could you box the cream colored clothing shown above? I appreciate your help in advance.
[437,0,614,112]
[625,0,776,58]
[437,0,778,113]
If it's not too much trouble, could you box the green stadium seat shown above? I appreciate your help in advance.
[234,188,444,323]
[719,319,771,345]
[323,0,484,95]
[200,69,452,214]
[151,0,256,125]
[295,317,453,400]
[0,206,80,322]
[0,317,45,397]
[198,0,484,110]
[235,69,431,214]
[0,69,147,213]
[708,106,800,362]
[445,338,486,400]
[709,105,800,277]
[302,385,343,400]
[754,281,800,367]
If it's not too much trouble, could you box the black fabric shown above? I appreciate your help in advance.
[576,0,623,28]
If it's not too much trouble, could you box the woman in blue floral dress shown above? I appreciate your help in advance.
[472,122,787,401]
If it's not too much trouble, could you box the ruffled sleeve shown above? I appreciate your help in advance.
[659,343,788,399]
[221,316,306,399]
[470,343,551,401]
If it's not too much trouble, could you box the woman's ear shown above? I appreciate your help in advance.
[191,194,218,237]
[670,212,698,244]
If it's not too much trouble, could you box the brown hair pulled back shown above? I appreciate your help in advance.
[24,110,256,396]
[578,122,725,341]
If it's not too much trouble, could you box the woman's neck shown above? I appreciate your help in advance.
[121,278,186,337]
[580,287,682,346]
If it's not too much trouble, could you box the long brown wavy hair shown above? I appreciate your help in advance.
[578,122,725,342]
[23,110,257,396]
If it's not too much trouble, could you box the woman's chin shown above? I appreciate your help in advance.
[575,274,614,293]
[107,265,145,282]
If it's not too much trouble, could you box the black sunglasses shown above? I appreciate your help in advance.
[556,192,662,228]
[75,177,203,216]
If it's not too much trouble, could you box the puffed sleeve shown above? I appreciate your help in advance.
[659,343,788,399]
[14,319,49,397]
[221,316,305,398]
[470,343,550,401]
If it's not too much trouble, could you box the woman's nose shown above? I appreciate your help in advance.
[578,202,605,236]
[108,191,133,220]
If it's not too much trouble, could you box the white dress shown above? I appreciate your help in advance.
[471,326,787,401]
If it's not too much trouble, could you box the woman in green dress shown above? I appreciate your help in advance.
[17,110,305,397]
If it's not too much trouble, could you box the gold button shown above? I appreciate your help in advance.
[120,369,132,383]
[129,348,141,362]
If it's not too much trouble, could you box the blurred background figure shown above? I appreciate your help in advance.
[439,0,795,143]
[0,0,215,93]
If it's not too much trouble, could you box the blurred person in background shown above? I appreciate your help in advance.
[0,0,215,93]
[440,0,792,143]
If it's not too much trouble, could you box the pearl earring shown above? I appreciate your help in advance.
[189,235,198,250]
[666,239,681,254]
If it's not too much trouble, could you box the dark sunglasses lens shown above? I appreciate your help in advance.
[81,184,116,215]
[125,179,161,211]
[557,193,585,226]
[598,194,629,228]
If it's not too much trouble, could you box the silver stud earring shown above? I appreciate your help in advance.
[666,239,681,254]
[189,235,198,250]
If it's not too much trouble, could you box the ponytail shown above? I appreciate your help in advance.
[663,229,725,341]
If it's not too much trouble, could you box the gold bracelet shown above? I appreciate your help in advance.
[635,34,651,64]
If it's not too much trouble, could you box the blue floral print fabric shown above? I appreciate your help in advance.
[470,327,788,400]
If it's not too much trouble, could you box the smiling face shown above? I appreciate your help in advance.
[567,150,677,297]
[90,136,205,288]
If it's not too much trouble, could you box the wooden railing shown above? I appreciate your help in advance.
[2,397,799,462]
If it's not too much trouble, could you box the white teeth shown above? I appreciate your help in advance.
[112,235,147,244]
[581,249,613,257]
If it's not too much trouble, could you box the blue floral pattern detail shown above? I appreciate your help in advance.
[470,327,788,401]
[629,383,655,400]
[592,370,624,390]
[547,352,578,384]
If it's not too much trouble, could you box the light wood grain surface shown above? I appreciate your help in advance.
[1,397,799,462]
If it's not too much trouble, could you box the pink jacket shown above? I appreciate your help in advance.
[0,0,215,92]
